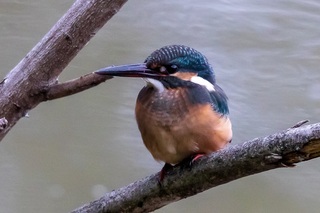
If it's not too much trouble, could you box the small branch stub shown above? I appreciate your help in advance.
[0,117,8,132]
[291,120,309,128]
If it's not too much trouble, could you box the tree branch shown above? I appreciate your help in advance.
[44,73,113,100]
[71,122,320,213]
[0,0,127,141]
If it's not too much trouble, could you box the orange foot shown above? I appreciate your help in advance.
[179,153,205,169]
[191,153,205,162]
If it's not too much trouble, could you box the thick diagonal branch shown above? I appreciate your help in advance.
[71,122,320,213]
[0,0,127,140]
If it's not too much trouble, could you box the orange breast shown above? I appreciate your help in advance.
[135,86,232,165]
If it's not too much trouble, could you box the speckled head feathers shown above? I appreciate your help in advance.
[144,45,215,82]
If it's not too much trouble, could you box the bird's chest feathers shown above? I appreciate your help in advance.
[137,76,225,125]
[135,84,231,164]
[136,85,189,125]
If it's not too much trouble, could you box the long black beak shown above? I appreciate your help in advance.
[95,63,164,78]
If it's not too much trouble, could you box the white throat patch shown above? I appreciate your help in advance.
[190,76,215,92]
[144,78,165,92]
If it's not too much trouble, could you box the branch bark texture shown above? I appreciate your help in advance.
[71,122,320,213]
[0,0,127,141]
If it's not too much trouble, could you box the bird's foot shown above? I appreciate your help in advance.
[157,154,205,186]
[157,163,173,186]
[191,153,205,163]
[178,153,205,171]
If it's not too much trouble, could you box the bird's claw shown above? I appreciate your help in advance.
[157,154,206,186]
[157,163,173,186]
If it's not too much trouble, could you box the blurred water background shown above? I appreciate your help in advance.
[0,0,320,212]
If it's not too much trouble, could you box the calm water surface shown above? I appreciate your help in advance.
[0,0,320,212]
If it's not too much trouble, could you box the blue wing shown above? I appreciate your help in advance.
[160,76,229,115]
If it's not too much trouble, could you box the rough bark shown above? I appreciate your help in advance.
[71,122,320,213]
[0,0,127,141]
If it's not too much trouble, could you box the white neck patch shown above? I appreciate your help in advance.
[144,78,165,92]
[190,76,215,92]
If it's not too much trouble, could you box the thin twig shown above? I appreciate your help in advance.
[45,73,112,100]
[290,119,309,128]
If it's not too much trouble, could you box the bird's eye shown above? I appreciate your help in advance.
[167,64,178,74]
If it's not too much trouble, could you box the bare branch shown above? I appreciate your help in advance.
[44,73,113,100]
[0,0,128,141]
[71,122,320,213]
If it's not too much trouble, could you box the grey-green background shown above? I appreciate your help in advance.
[1,0,320,212]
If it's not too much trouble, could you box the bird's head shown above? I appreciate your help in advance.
[95,45,217,90]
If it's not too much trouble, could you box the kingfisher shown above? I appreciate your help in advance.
[96,45,232,179]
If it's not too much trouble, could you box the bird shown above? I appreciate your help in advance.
[95,45,232,179]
